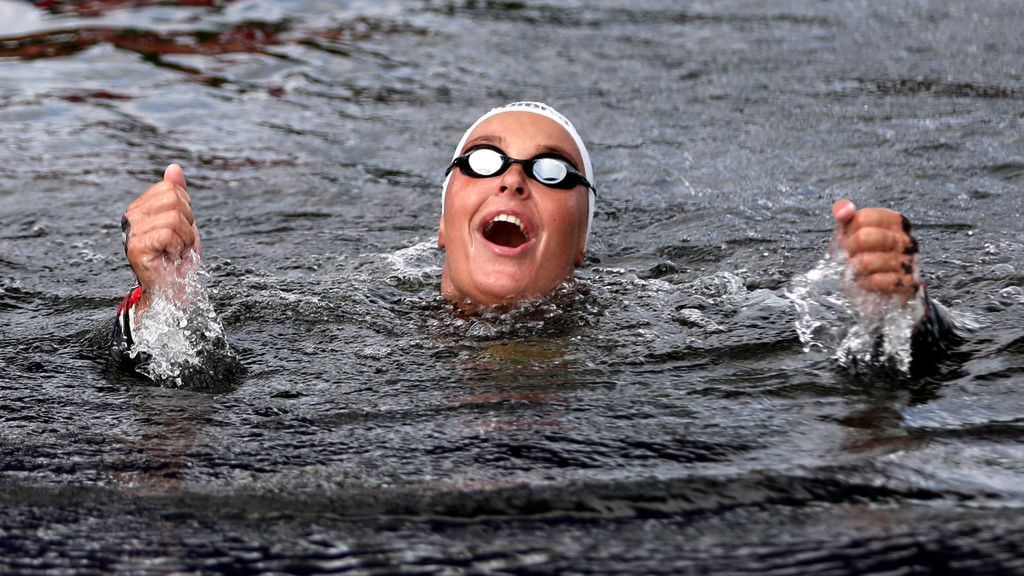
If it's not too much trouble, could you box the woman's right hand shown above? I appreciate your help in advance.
[122,163,200,311]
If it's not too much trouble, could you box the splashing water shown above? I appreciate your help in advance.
[786,249,924,373]
[129,251,235,385]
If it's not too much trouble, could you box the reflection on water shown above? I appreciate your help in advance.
[108,384,215,494]
[3,0,1024,573]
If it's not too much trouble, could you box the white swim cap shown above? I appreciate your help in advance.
[441,101,596,245]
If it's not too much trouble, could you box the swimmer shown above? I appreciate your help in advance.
[438,102,595,308]
[110,102,949,362]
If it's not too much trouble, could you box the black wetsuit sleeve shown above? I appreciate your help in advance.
[910,291,960,372]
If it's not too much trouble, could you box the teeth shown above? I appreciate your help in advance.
[490,214,528,239]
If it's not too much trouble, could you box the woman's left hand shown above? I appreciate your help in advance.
[831,199,920,303]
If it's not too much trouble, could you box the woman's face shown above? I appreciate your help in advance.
[438,111,590,307]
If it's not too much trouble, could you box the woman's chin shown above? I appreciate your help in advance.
[445,279,545,309]
[441,259,571,309]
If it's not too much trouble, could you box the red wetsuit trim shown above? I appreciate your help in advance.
[116,285,143,317]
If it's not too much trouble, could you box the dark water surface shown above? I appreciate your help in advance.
[3,0,1024,573]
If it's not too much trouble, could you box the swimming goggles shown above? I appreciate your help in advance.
[445,145,597,195]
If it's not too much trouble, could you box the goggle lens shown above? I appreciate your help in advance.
[466,148,504,177]
[531,158,569,186]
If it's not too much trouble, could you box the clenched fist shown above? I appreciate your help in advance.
[122,163,200,311]
[832,199,920,303]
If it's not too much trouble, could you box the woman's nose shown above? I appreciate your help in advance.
[498,163,530,197]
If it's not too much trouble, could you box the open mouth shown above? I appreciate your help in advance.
[482,214,529,249]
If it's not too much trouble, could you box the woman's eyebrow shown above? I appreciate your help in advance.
[462,134,504,152]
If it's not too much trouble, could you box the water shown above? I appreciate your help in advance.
[2,0,1024,573]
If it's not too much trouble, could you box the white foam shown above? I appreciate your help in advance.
[129,251,234,385]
